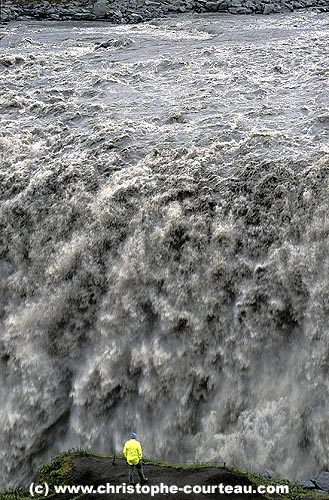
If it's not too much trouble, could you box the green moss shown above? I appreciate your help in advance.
[38,454,72,490]
[0,488,30,500]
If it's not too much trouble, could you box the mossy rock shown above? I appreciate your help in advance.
[38,453,73,489]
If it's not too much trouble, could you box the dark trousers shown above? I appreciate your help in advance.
[128,461,145,483]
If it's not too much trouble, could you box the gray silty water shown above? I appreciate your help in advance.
[0,12,329,487]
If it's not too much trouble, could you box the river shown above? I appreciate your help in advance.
[0,11,329,487]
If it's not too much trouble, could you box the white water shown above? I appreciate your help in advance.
[0,12,329,488]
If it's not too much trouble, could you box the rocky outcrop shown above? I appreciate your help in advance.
[297,480,316,489]
[311,472,329,493]
[1,0,329,22]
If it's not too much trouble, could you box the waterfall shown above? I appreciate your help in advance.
[0,12,328,487]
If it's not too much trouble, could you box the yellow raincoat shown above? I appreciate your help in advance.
[123,438,143,465]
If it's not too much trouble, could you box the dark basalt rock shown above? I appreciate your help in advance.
[95,38,134,50]
[298,480,316,489]
[312,472,329,493]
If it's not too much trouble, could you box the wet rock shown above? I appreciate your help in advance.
[312,472,329,493]
[145,0,161,6]
[2,0,329,22]
[1,11,11,20]
[263,3,274,12]
[237,6,253,12]
[127,11,144,20]
[95,37,133,50]
[92,0,109,16]
[205,1,220,10]
[260,470,272,478]
[298,481,316,489]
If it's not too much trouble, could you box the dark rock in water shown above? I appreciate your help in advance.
[166,113,187,124]
[95,37,134,50]
[298,481,316,489]
[312,472,329,492]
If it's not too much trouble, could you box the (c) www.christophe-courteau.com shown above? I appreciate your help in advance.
[29,481,290,496]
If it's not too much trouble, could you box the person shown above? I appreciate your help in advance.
[123,432,148,485]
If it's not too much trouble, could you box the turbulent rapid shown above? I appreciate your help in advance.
[0,12,329,488]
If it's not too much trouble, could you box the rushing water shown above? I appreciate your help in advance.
[0,11,329,488]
